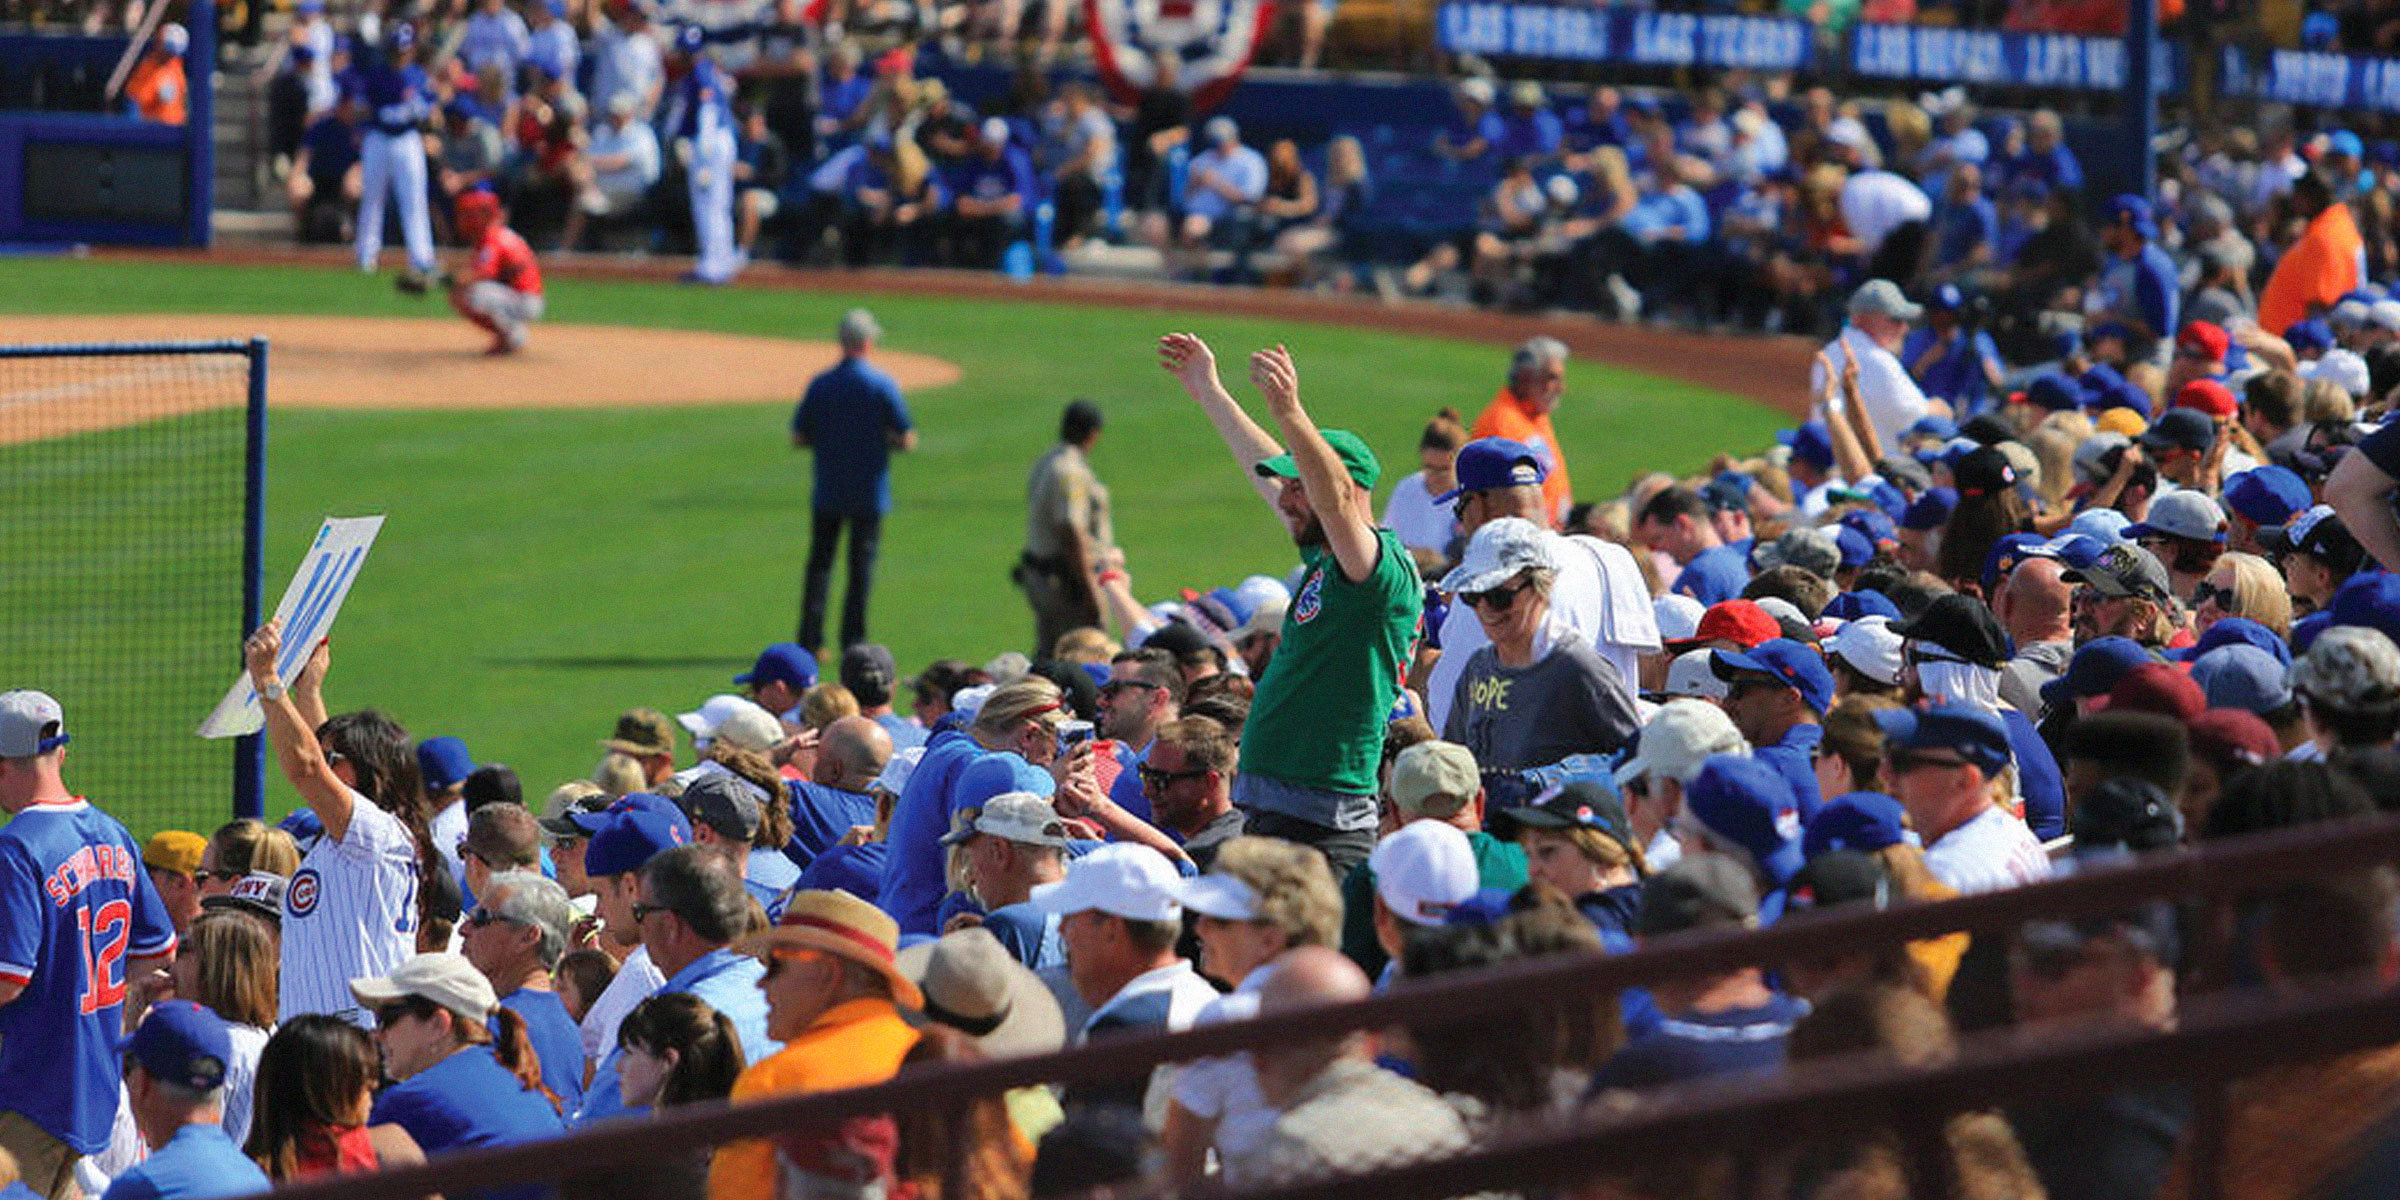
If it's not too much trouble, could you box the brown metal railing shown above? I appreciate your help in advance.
[229,810,2400,1200]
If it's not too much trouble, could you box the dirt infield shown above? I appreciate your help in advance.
[0,313,962,444]
[102,246,1822,421]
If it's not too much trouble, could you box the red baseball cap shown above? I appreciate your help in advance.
[2106,662,2207,722]
[2176,320,2230,363]
[1664,599,1781,654]
[2188,707,2282,769]
[2174,378,2238,419]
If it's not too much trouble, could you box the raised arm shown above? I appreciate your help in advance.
[245,620,357,842]
[1252,345,1382,583]
[2328,448,2400,574]
[1160,332,1283,508]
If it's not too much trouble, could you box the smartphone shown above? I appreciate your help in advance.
[1057,719,1096,751]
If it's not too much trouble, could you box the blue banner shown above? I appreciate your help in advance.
[2219,45,2400,113]
[1435,4,1813,71]
[1848,23,2180,93]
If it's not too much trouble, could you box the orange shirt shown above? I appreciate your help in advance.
[126,55,188,125]
[2258,203,2363,335]
[1469,386,1572,523]
[708,997,920,1200]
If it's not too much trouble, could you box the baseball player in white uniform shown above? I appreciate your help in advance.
[244,622,419,1027]
[665,24,741,284]
[347,23,439,292]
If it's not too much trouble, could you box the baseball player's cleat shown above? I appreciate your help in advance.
[394,270,430,296]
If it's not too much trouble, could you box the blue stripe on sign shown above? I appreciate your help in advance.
[282,546,363,674]
[275,553,336,678]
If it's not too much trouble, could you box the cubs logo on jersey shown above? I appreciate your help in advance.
[1292,569,1324,624]
[286,867,323,918]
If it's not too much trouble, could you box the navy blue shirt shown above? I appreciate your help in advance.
[2118,244,2181,341]
[1901,327,2002,412]
[496,987,584,1115]
[1587,992,1809,1091]
[947,146,1038,213]
[784,780,879,868]
[300,115,360,187]
[98,1124,270,1200]
[1933,196,1998,268]
[1673,544,1752,607]
[1758,722,1825,824]
[371,1045,567,1200]
[792,356,913,516]
[2005,708,2066,840]
[793,840,886,897]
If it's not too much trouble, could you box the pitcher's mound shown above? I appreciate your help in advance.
[0,314,959,441]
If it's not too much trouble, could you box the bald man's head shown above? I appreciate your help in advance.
[814,715,893,791]
[1998,556,2073,644]
[1250,947,1374,1105]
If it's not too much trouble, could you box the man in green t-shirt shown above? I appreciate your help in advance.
[1159,333,1423,877]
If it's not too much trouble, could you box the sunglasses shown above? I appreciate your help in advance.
[465,907,511,929]
[2191,581,2237,610]
[374,1000,427,1029]
[1138,763,1211,789]
[194,868,243,885]
[629,901,673,923]
[1460,579,1534,611]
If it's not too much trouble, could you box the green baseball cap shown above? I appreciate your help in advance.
[1254,429,1382,491]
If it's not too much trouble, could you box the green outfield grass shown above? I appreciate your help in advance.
[0,256,1786,836]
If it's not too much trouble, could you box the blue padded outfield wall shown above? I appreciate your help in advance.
[0,5,216,247]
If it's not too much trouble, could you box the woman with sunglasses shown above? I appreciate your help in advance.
[2190,551,2292,639]
[246,1015,429,1182]
[197,818,301,900]
[1438,518,1640,772]
[348,952,568,1200]
[243,621,444,1026]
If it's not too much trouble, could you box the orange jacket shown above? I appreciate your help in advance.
[127,55,188,125]
[708,997,920,1200]
[1469,387,1571,523]
[2258,203,2363,335]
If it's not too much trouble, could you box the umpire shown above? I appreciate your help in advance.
[1017,399,1116,656]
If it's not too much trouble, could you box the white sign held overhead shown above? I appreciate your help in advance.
[198,516,386,739]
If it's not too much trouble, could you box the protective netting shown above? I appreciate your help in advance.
[0,341,259,840]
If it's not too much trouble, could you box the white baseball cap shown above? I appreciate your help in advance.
[1440,517,1557,596]
[1030,842,1183,923]
[1657,648,1729,702]
[677,694,781,753]
[941,792,1071,848]
[871,745,925,796]
[1825,615,1904,686]
[349,952,499,1021]
[948,684,995,725]
[1616,699,1748,788]
[0,690,67,757]
[1171,871,1262,921]
[1653,594,1707,643]
[2370,299,2400,333]
[1369,821,1477,928]
[2303,348,2371,398]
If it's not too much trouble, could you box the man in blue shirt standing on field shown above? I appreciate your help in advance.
[792,307,917,654]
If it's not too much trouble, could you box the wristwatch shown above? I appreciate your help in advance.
[259,681,287,702]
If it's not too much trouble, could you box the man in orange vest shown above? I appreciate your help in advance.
[1469,337,1574,524]
[2258,171,2362,335]
[125,23,189,125]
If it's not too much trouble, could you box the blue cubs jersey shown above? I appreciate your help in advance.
[670,58,731,143]
[343,60,432,135]
[0,799,178,1153]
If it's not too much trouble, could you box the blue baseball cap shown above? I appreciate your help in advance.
[2040,636,2155,708]
[735,642,818,691]
[2080,363,2126,398]
[2020,373,2082,412]
[1900,487,1957,532]
[2110,194,2158,238]
[1823,590,1901,622]
[582,804,691,878]
[123,1001,231,1093]
[673,22,706,53]
[1701,476,1751,514]
[2286,320,2335,354]
[2066,508,2133,546]
[1838,508,1897,547]
[1833,526,1875,570]
[2331,572,2400,645]
[2330,129,2366,159]
[1433,437,1546,503]
[278,808,323,843]
[2175,617,2293,667]
[1683,755,1805,886]
[2223,466,2314,528]
[1782,423,1835,471]
[1927,283,1966,312]
[1984,532,2053,591]
[1710,638,1836,714]
[1906,414,1958,442]
[2292,608,2335,656]
[416,736,475,793]
[2025,533,2110,570]
[1873,703,2011,774]
[2097,381,2153,419]
[1803,791,1909,859]
[2305,11,2341,47]
[2191,644,2294,714]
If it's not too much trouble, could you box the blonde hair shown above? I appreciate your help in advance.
[1522,823,1642,875]
[801,683,860,730]
[1052,626,1119,665]
[971,678,1064,738]
[1205,836,1342,948]
[209,818,301,879]
[2025,420,2086,508]
[592,752,647,796]
[184,910,279,1029]
[544,779,606,820]
[2215,551,2294,636]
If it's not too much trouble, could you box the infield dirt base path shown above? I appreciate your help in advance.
[0,314,961,443]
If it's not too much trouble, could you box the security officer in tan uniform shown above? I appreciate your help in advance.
[1017,399,1115,656]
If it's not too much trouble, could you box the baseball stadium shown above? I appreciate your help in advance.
[5,0,2400,1197]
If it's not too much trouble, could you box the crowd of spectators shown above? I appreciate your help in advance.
[19,245,2400,1196]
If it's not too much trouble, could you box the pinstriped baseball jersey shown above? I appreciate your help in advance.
[279,792,419,1026]
[0,799,178,1154]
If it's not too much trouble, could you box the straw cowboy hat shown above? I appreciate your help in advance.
[738,889,923,1010]
[896,928,1066,1059]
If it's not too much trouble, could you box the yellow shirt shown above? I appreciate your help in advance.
[707,997,921,1200]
